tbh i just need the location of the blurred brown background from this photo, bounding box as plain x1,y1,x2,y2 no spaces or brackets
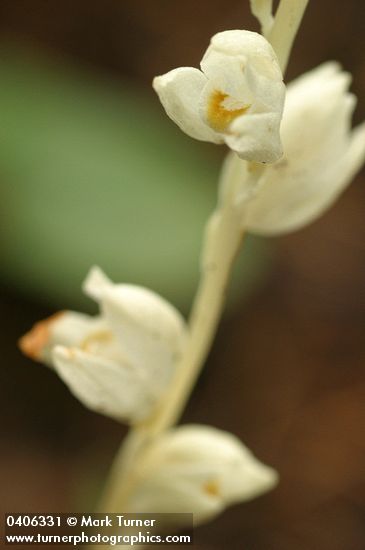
1,1,365,549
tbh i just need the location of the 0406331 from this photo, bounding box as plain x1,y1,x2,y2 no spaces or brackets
6,515,61,527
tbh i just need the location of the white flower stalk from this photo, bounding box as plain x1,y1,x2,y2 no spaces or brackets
19,267,187,423
268,0,309,73
124,425,278,526
219,62,365,235
153,30,286,164
250,0,274,36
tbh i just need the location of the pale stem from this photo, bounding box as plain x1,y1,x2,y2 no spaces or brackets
147,203,245,436
97,0,310,520
97,427,148,512
269,0,309,73
250,0,275,37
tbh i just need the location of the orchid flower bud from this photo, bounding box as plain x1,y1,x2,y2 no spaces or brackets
153,30,285,164
125,425,278,526
19,267,187,424
220,62,365,235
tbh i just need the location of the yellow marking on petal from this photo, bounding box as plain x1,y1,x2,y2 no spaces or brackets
81,330,113,353
203,480,221,498
18,311,65,361
207,90,250,133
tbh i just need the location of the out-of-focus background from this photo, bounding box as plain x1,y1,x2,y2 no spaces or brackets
0,1,364,549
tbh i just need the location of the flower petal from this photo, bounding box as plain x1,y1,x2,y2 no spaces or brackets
226,112,283,163
153,67,221,143
200,50,252,102
84,267,187,395
244,56,285,113
126,425,278,525
201,30,282,82
83,265,113,301
52,345,157,422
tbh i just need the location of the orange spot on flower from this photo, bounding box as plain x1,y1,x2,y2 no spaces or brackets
18,312,65,361
203,480,221,497
207,90,250,132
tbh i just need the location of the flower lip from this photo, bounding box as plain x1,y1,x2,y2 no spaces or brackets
206,90,251,133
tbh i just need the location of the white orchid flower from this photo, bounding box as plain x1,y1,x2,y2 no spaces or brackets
19,267,187,424
153,30,286,164
220,62,365,235
126,425,278,526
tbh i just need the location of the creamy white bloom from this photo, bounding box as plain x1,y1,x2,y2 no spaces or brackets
19,267,187,423
126,425,278,525
153,30,285,164
220,62,365,235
